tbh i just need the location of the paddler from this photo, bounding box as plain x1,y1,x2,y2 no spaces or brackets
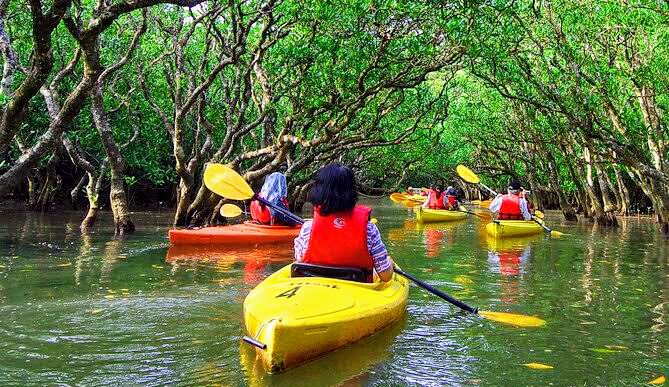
250,172,297,227
444,185,460,210
294,163,394,282
489,179,532,220
422,184,445,209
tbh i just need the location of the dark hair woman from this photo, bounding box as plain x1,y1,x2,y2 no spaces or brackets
294,163,394,282
422,183,445,209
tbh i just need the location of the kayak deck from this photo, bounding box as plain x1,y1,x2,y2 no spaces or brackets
168,221,301,245
416,207,468,223
243,264,408,373
486,220,544,238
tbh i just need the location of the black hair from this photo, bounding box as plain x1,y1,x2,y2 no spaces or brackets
509,179,522,191
308,163,358,216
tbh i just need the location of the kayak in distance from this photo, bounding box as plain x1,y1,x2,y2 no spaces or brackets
168,221,301,245
415,207,468,223
486,220,544,238
243,263,409,373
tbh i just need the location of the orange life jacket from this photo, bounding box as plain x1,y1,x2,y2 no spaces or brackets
498,194,523,220
302,205,374,280
428,189,445,209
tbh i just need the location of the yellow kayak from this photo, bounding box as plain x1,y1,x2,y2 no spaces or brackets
405,194,426,202
416,207,468,223
486,220,544,238
471,199,492,207
243,264,409,373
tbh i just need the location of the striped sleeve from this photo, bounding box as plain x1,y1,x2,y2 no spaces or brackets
366,222,392,273
293,220,312,261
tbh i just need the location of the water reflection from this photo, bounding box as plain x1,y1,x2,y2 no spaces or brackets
415,220,467,258
240,319,405,386
166,245,294,285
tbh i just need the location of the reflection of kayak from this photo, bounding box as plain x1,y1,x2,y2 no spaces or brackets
240,319,404,386
243,264,408,373
485,234,542,251
168,221,301,245
416,207,467,223
486,220,543,238
165,244,293,284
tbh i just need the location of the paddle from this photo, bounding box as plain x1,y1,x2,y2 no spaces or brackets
456,165,565,237
220,203,244,218
206,164,544,327
204,164,305,225
456,206,488,220
393,266,545,327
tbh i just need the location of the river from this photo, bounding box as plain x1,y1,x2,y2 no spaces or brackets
0,199,667,386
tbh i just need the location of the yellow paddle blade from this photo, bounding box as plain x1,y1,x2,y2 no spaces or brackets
456,165,480,184
204,163,255,200
479,311,546,327
649,375,666,385
534,210,545,218
220,203,243,218
523,363,554,370
390,193,406,203
371,218,378,224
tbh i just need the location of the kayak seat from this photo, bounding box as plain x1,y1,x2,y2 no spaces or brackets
291,263,370,283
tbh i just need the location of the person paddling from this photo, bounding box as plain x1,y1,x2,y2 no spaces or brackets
489,179,532,220
294,163,394,282
250,172,297,227
422,184,446,209
443,185,460,211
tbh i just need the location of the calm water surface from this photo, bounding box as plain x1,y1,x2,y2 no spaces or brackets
0,200,668,386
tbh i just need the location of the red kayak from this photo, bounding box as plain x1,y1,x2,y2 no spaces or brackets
168,221,301,245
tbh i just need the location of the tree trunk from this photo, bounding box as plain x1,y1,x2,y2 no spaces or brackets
584,146,617,227
80,172,100,232
91,84,134,234
614,166,631,216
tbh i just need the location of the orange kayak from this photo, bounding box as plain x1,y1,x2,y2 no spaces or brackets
168,221,301,245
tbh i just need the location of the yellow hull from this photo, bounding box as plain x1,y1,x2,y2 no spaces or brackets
486,220,544,238
416,207,468,223
243,264,409,373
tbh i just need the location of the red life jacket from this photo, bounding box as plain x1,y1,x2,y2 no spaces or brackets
302,205,374,279
250,198,289,225
250,200,272,224
498,194,523,220
445,195,458,210
428,189,445,209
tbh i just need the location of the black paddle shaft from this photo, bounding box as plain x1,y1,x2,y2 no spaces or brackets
394,267,479,314
254,195,305,225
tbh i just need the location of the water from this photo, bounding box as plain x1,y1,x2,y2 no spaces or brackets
0,201,668,386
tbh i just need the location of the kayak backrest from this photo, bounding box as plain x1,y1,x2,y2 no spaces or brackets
291,263,369,283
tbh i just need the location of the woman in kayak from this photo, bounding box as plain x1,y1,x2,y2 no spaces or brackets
443,185,460,210
250,172,298,227
294,163,395,282
422,183,445,209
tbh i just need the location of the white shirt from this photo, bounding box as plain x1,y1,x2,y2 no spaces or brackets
489,194,532,220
